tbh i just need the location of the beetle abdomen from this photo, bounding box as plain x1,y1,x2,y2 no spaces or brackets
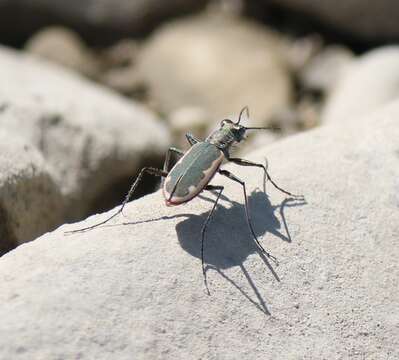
163,142,224,205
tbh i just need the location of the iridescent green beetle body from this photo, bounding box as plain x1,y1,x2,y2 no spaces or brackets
163,142,224,206
163,118,248,206
65,107,302,294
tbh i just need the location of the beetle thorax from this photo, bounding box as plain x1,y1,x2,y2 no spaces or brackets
206,121,246,150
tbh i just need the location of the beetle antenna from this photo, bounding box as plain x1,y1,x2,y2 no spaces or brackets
236,106,249,125
245,126,281,131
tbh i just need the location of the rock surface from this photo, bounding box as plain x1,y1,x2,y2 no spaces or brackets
0,130,63,254
265,0,399,42
322,47,399,124
0,0,207,44
138,14,292,126
0,101,398,358
237,130,278,156
0,46,171,220
300,45,354,94
98,39,145,97
168,106,211,148
25,26,100,78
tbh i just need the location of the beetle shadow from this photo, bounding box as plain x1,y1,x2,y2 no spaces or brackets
118,189,305,315
175,190,306,315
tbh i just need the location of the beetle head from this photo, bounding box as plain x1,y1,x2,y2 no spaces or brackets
219,118,246,142
219,106,278,142
208,107,278,149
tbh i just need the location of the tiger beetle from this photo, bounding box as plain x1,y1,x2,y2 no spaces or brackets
66,106,301,293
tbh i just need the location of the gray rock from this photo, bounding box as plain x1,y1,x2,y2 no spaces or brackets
300,45,354,94
168,106,211,148
100,39,140,68
322,47,399,124
25,26,100,78
99,66,146,98
236,130,278,156
266,0,399,42
26,30,146,97
0,102,398,359
0,130,63,253
284,34,324,73
0,46,171,220
138,14,293,127
0,0,207,44
98,39,146,97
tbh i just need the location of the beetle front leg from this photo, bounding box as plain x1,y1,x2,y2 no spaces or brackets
218,169,278,265
228,157,301,197
65,167,168,234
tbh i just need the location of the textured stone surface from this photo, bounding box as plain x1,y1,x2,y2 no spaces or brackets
322,47,399,124
265,0,399,42
0,0,207,44
0,45,171,220
138,14,292,127
0,102,398,358
0,130,63,253
237,130,278,156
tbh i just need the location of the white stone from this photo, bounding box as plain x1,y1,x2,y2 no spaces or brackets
0,130,63,252
0,45,171,219
25,26,99,77
300,45,354,94
138,14,292,127
322,47,399,124
168,106,210,148
0,101,398,359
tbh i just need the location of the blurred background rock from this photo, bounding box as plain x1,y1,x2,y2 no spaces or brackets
1,0,399,253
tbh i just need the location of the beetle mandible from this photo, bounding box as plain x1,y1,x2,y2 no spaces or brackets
66,107,300,292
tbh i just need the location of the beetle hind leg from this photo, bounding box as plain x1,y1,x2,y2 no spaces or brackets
65,167,168,234
228,157,302,198
201,184,224,295
219,169,279,265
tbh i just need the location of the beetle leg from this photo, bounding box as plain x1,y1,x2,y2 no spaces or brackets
161,147,184,187
185,132,201,146
228,157,302,197
218,169,278,265
201,184,224,295
65,167,168,234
